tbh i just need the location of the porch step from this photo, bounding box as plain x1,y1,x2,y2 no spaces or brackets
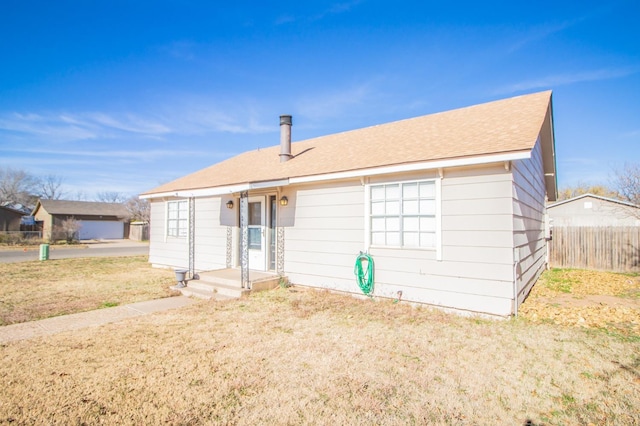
187,279,251,299
173,269,286,301
177,285,237,301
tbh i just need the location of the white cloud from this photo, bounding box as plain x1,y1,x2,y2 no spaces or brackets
506,19,582,54
0,111,172,143
276,0,363,25
493,66,640,95
294,82,375,120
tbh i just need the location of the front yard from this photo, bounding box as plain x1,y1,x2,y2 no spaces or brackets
0,261,638,424
0,256,177,326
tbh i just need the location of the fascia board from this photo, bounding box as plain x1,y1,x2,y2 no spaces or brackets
140,179,291,200
289,151,531,184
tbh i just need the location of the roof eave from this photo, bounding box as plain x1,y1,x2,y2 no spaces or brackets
141,150,532,199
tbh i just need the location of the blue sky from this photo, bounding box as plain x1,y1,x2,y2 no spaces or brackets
1,0,638,199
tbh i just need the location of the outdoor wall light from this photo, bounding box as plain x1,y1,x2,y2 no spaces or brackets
279,196,288,206
226,200,234,209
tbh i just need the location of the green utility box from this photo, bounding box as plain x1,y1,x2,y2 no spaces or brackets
39,243,50,261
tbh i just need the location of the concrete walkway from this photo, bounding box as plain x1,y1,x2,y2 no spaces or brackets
0,296,198,344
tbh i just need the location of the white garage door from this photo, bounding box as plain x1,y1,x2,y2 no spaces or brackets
78,220,124,240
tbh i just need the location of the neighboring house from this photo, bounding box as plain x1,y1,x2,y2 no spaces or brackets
0,204,24,232
548,193,640,227
141,91,558,317
32,200,130,241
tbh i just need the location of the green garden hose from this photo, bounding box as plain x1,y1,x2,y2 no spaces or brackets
354,252,374,296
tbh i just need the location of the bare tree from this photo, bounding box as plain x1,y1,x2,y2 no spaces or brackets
38,174,66,200
0,167,39,206
611,163,640,206
125,196,150,222
73,190,90,201
96,191,127,203
53,216,82,243
557,182,618,201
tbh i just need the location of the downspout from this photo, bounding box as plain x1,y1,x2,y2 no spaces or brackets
513,247,519,317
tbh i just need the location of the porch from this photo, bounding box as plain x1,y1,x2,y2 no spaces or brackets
176,269,286,300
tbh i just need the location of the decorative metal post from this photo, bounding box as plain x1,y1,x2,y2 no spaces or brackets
239,191,249,288
277,226,285,276
189,197,195,279
225,226,233,268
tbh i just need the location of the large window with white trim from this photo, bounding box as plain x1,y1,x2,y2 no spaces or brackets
167,200,188,238
370,180,437,248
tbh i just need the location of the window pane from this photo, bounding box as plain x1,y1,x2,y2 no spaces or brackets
371,186,385,200
420,182,435,198
386,232,400,246
420,232,436,248
403,183,418,198
386,184,400,199
403,216,419,231
168,210,178,219
386,200,400,215
371,201,385,215
372,232,385,245
249,202,261,225
386,217,400,231
248,228,261,249
420,199,436,215
420,216,436,231
403,232,419,247
371,217,385,232
403,199,418,215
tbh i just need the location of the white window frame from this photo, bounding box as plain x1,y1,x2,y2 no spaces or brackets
166,200,188,238
366,178,442,259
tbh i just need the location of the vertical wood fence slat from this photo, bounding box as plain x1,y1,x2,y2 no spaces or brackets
549,226,640,272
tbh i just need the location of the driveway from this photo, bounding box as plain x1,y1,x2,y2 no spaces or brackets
0,239,149,263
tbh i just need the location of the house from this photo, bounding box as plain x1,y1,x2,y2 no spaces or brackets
0,204,24,232
546,194,640,272
140,90,557,317
548,193,640,227
32,199,130,241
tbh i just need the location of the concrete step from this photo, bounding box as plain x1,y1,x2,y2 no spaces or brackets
176,270,287,300
187,279,250,299
175,285,237,301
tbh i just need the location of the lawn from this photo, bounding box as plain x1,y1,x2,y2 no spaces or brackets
0,256,178,325
0,265,638,424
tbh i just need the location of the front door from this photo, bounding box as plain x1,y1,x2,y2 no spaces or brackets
248,196,266,270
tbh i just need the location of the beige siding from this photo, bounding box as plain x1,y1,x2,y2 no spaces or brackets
284,180,365,292
193,197,228,271
283,166,517,316
368,165,515,316
512,138,547,309
148,197,229,270
149,200,188,268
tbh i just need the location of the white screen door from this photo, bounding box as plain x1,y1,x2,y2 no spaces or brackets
248,196,266,270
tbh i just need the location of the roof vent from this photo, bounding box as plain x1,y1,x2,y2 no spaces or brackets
280,115,292,163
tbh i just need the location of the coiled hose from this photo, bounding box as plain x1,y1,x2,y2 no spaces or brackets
354,252,374,296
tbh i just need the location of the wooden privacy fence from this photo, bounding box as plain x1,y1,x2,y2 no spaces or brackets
129,222,149,241
549,226,640,272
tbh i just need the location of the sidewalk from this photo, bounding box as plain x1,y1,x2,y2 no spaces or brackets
0,296,198,344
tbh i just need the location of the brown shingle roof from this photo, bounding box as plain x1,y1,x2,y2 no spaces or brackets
143,90,552,195
35,200,129,218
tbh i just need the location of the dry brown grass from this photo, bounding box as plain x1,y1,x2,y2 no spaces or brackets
0,256,177,325
1,284,639,425
520,269,640,335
